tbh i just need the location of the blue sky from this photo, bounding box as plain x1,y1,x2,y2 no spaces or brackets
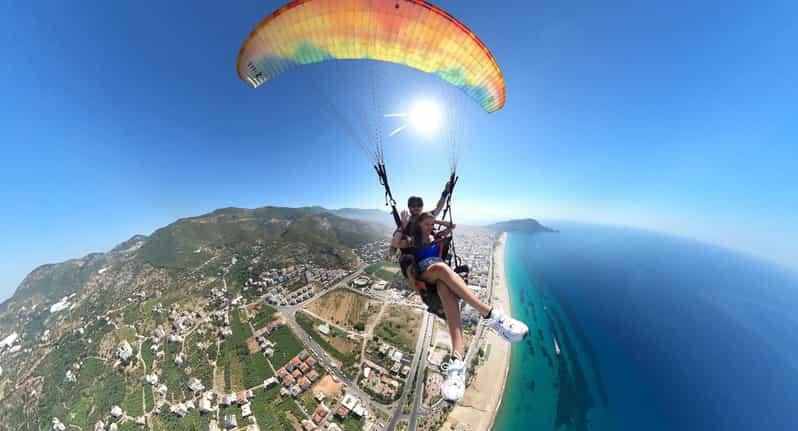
1,0,796,299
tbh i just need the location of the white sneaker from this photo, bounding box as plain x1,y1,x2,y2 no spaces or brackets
484,308,529,342
441,356,466,402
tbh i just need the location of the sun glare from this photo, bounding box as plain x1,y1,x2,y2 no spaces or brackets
408,101,442,134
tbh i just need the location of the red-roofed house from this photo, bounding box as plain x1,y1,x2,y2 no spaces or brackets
276,367,288,379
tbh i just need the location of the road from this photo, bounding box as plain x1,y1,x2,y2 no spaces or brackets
385,311,432,431
276,268,396,417
464,250,495,367
407,315,434,431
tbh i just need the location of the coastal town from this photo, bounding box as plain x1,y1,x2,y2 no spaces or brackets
0,224,512,431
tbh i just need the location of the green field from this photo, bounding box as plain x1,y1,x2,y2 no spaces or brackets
162,342,190,402
122,386,144,417
374,304,423,353
144,386,154,413
295,311,359,367
335,415,365,431
141,339,154,370
365,262,400,282
252,303,278,329
186,331,215,389
267,325,305,367
151,404,209,431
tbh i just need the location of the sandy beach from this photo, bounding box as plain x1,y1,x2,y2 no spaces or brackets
442,232,512,431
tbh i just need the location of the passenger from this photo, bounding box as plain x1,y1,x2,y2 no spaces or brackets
397,212,529,402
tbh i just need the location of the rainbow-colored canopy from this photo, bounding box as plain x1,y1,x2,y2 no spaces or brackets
237,0,506,112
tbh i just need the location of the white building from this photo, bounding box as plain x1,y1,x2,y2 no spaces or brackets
263,377,278,389
187,377,204,392
318,324,330,336
51,417,66,431
110,405,123,418
117,341,133,362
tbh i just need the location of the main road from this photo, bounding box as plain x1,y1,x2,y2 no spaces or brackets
406,314,435,431
385,311,433,431
274,268,397,416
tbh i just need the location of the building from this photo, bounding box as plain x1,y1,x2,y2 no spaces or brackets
335,406,349,419
199,398,214,414
237,390,252,405
341,394,359,411
288,356,302,371
307,370,320,382
290,384,303,398
170,403,188,417
352,404,367,417
241,402,252,418
312,403,330,424
223,414,238,429
263,377,278,389
110,406,123,418
52,418,67,431
117,341,133,362
298,376,311,390
144,373,158,385
187,377,205,393
298,350,309,361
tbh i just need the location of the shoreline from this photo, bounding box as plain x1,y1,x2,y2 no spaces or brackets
442,232,512,431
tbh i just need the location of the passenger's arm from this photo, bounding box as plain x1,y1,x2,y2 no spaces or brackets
430,181,452,217
434,220,456,238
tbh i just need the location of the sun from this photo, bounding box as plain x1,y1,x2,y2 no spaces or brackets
408,101,442,134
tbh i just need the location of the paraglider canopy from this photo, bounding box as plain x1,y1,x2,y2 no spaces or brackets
236,0,506,113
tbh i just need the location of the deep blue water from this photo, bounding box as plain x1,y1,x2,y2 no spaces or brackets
494,223,798,431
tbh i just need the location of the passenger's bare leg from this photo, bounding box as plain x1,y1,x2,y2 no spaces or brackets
436,281,464,358
423,263,492,317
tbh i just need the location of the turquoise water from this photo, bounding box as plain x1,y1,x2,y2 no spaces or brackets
493,224,798,431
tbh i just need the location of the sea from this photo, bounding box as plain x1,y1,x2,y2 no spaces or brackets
492,222,798,431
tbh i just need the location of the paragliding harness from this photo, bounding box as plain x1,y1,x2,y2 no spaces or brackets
376,167,469,319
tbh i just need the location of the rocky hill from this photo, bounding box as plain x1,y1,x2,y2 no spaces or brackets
487,218,558,234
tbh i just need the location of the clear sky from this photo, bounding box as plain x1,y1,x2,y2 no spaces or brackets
1,0,796,300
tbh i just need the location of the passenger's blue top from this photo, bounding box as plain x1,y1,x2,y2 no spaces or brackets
416,241,441,261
